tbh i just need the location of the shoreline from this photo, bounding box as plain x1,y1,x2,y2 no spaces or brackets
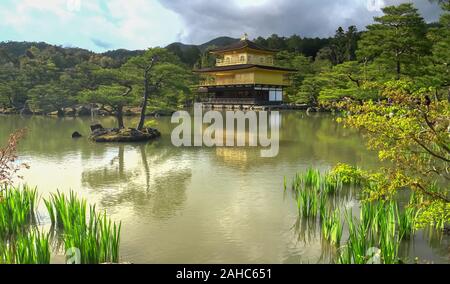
0,103,327,117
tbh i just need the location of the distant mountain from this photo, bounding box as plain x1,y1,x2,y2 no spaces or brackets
1,36,264,68
0,41,149,68
167,36,239,53
197,36,240,52
165,36,239,66
0,41,94,60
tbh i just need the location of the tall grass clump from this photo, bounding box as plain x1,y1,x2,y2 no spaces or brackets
0,185,37,238
338,204,402,264
396,203,416,240
321,209,343,245
0,230,50,264
338,212,376,264
0,186,51,264
291,168,340,219
297,188,320,218
45,191,121,264
287,166,423,264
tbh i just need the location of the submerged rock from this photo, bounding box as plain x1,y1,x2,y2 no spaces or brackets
90,124,104,132
306,107,318,114
72,131,82,138
90,127,161,143
48,111,60,116
64,108,76,116
76,106,91,116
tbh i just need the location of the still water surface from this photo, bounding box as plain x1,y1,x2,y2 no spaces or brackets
0,111,448,263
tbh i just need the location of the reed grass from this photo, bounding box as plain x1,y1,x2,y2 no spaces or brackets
321,209,343,245
297,187,319,218
291,168,343,219
0,185,37,238
338,203,402,264
0,230,50,264
338,213,374,264
1,186,121,264
286,167,422,264
45,191,121,264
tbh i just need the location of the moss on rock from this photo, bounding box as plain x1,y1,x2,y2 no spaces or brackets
90,125,161,143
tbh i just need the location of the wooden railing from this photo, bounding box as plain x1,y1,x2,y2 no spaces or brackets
201,98,259,105
199,79,255,86
216,58,274,67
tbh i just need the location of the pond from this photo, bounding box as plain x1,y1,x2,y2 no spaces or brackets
0,111,448,264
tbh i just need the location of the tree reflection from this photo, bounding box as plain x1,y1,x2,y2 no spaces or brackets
81,143,192,220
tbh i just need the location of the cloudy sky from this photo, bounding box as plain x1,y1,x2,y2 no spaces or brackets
0,0,443,52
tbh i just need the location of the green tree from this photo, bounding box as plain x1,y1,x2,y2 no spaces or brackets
318,61,381,104
197,45,217,69
80,68,136,128
426,2,450,99
276,51,316,103
344,26,359,61
27,83,75,115
338,80,449,218
357,3,431,80
266,34,287,50
124,48,192,130
0,65,27,109
81,85,134,129
286,34,303,53
330,27,347,65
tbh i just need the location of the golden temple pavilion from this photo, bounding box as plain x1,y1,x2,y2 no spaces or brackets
195,34,296,106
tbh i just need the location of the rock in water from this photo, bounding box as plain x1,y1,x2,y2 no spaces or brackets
76,106,91,116
90,128,161,143
72,131,82,138
90,124,104,132
64,108,76,116
146,128,162,138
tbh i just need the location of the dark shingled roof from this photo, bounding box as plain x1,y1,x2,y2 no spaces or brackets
210,39,277,53
194,64,297,73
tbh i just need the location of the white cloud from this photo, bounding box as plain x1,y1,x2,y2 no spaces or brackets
0,0,441,50
0,0,184,52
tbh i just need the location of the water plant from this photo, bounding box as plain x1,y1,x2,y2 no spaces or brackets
338,204,401,264
45,191,121,264
397,204,416,240
291,168,340,219
321,209,343,245
0,230,50,264
329,163,366,186
303,168,321,188
297,187,319,218
0,185,37,238
337,211,374,264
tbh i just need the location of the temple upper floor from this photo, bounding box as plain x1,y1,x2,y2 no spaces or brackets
215,52,274,67
210,35,277,67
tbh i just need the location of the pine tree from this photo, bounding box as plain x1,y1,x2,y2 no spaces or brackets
357,3,431,80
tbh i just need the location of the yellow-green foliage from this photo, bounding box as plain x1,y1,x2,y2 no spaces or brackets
337,80,449,227
415,200,450,231
143,119,158,128
329,163,365,185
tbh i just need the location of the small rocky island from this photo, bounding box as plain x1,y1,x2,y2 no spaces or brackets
89,124,161,143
